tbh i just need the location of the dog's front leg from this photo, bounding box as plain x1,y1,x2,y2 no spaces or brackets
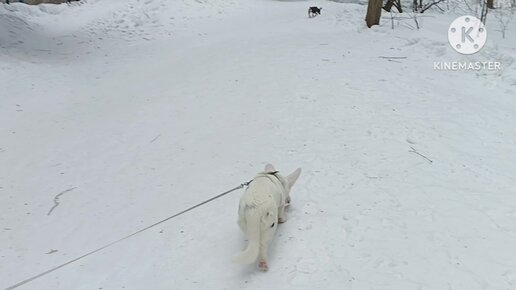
278,206,287,223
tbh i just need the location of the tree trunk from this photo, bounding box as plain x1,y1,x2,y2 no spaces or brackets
487,0,495,9
366,0,383,28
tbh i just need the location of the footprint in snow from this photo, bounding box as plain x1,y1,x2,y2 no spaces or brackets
302,201,319,215
297,259,318,274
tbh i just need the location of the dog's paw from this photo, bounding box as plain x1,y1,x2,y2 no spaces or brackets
278,217,287,224
259,260,269,271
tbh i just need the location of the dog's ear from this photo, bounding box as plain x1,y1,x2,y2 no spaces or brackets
286,168,302,188
265,163,276,172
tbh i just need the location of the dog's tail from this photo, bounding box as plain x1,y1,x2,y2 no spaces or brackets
233,209,261,264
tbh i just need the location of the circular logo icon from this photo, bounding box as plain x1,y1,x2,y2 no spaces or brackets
448,15,487,55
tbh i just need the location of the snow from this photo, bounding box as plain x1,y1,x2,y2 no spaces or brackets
1,0,515,289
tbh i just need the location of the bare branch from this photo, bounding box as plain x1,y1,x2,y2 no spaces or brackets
409,146,433,163
421,0,446,13
150,134,161,144
47,187,77,216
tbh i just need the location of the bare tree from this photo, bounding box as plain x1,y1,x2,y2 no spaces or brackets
366,0,383,27
493,2,515,38
412,0,446,12
414,0,423,11
480,0,489,23
420,0,446,12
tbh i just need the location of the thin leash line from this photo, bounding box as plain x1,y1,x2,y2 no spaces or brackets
4,179,253,290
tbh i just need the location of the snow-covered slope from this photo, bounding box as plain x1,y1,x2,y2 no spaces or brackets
1,0,515,289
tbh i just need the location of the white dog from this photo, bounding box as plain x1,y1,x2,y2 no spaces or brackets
233,164,301,271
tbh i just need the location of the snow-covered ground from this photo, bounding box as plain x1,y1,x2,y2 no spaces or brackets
1,0,515,289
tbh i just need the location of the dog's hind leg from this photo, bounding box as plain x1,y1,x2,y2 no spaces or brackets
258,225,276,271
258,208,277,271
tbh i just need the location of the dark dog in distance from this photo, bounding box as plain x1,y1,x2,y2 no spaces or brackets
308,6,322,18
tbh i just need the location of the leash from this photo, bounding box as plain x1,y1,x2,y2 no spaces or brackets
4,179,253,290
